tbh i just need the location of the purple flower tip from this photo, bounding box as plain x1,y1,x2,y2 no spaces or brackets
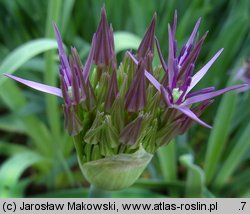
125,60,147,112
105,68,119,111
93,6,116,68
136,13,157,60
4,73,62,97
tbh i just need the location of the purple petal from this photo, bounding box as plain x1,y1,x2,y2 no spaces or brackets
171,58,179,88
178,99,214,134
70,47,86,103
83,34,96,81
183,84,246,106
63,105,83,136
71,65,80,104
236,85,250,93
136,13,156,59
186,86,215,98
155,37,168,72
160,85,171,106
127,51,161,91
175,106,212,128
119,116,143,145
177,19,201,70
186,18,201,48
109,24,117,67
168,24,175,86
125,60,146,112
53,24,67,59
60,76,71,105
145,71,161,92
144,50,154,72
93,7,114,67
186,48,224,93
4,74,62,97
178,32,207,80
53,24,71,80
126,51,137,63
105,68,119,111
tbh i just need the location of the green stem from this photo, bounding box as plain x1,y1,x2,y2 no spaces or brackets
44,0,62,187
45,0,61,142
73,137,111,197
44,0,75,187
88,185,112,198
73,135,85,163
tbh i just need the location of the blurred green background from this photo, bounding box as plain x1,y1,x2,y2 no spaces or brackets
0,0,250,197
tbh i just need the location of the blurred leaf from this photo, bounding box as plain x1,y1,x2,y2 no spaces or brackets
21,57,45,72
223,169,250,196
0,152,43,197
35,188,163,198
134,179,184,190
177,2,211,41
241,190,250,198
35,188,88,198
0,81,26,110
22,117,54,157
202,188,216,198
214,123,250,189
204,88,237,184
114,32,141,53
44,0,62,144
0,114,25,133
202,0,250,87
232,92,250,130
128,0,146,35
157,141,177,181
0,39,58,86
60,0,75,36
180,154,205,197
35,187,164,198
10,179,32,198
0,141,32,156
112,187,164,198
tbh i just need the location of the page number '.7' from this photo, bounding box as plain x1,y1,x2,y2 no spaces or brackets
240,202,246,211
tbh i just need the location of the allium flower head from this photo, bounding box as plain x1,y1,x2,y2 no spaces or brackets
3,9,246,190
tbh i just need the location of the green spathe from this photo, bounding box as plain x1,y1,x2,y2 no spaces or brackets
80,145,153,191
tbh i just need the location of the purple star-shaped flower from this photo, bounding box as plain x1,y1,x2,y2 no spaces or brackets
128,12,245,128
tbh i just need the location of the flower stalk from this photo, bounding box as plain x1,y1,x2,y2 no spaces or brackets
88,185,111,198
